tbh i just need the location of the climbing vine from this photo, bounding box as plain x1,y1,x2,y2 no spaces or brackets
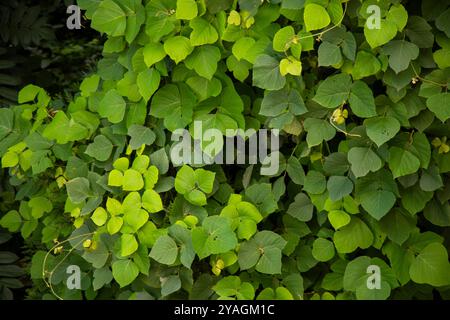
1,0,450,300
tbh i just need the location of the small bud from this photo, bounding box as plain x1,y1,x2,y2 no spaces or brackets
432,137,442,148
54,246,63,254
439,144,450,154
83,239,92,249
212,266,221,276
216,259,225,270
342,109,348,119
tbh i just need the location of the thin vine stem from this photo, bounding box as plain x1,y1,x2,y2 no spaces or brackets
42,232,95,300
297,2,348,42
283,2,348,57
411,63,448,88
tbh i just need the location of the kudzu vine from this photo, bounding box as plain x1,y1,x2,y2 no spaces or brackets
1,0,450,300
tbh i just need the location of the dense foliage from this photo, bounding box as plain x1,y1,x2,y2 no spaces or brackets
1,0,450,300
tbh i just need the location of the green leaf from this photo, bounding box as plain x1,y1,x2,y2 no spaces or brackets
107,216,123,235
304,4,331,32
405,16,434,48
303,118,336,148
328,210,351,230
150,84,196,132
66,177,90,204
2,151,19,168
232,37,256,61
333,217,373,253
359,189,396,220
124,209,149,232
388,147,421,179
420,166,443,192
0,211,22,232
121,234,138,256
257,287,293,300
279,57,302,76
433,48,450,69
137,68,160,102
29,197,53,219
238,231,286,274
348,147,383,178
91,208,108,226
273,26,295,52
380,209,416,245
213,276,255,299
108,170,123,187
409,243,450,287
93,267,113,291
91,0,126,36
382,40,419,74
327,176,353,201
0,108,13,140
426,93,450,122
82,239,109,269
142,190,163,213
401,184,433,215
286,156,306,185
260,88,307,117
287,193,313,222
313,73,352,109
123,169,144,191
174,166,212,206
318,42,342,67
185,45,221,80
349,81,377,118
312,238,335,262
150,235,179,265
112,259,139,287
175,165,196,194
176,0,198,20
161,275,182,296
187,76,222,101
185,189,207,206
122,0,145,43
143,43,166,67
43,112,89,144
424,199,450,227
80,75,100,97
364,20,397,48
127,125,156,150
164,36,194,64
192,216,238,259
365,116,401,147
117,72,141,102
98,89,126,124
18,84,41,103
252,55,286,91
352,51,381,79
303,170,326,195
85,135,113,162
132,155,150,174
195,169,215,193
387,4,408,32
343,256,392,300
169,224,195,268
189,18,219,46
